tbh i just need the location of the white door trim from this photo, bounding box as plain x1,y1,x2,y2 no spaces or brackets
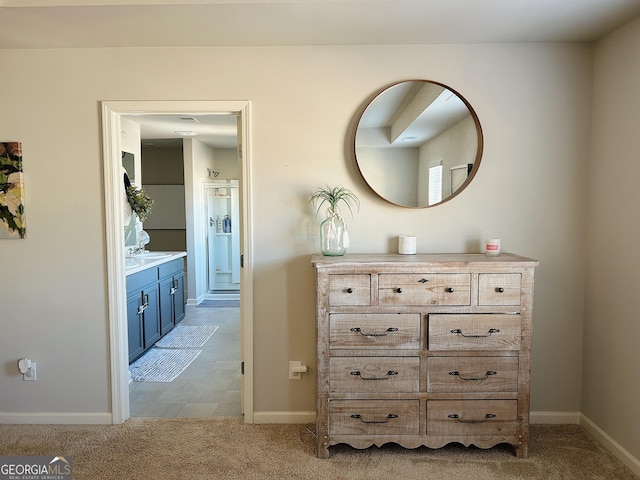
101,100,254,424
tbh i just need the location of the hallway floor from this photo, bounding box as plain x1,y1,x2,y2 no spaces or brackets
129,304,242,417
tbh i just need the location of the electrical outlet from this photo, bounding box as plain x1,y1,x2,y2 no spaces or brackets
289,361,301,380
289,360,307,380
24,362,37,381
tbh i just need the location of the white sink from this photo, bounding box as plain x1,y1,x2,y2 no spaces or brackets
134,252,172,259
125,251,186,276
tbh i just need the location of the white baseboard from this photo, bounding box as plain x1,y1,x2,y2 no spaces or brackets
253,411,316,424
0,412,112,424
580,413,640,478
203,293,240,301
530,410,581,424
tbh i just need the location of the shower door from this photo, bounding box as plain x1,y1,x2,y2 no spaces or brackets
206,180,240,293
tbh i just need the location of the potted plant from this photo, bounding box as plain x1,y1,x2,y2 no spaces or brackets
310,185,359,256
126,185,154,222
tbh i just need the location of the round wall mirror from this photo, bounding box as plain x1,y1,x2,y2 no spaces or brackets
354,80,483,208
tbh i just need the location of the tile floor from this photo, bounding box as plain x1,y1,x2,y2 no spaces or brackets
129,304,242,417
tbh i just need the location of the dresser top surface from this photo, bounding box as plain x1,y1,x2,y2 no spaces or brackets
311,252,538,269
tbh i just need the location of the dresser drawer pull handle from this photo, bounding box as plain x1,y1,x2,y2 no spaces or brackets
445,287,454,293
350,370,399,380
346,288,353,293
450,328,500,338
448,413,496,424
418,278,429,283
449,370,497,381
496,287,505,293
350,327,399,337
396,287,403,293
351,413,398,424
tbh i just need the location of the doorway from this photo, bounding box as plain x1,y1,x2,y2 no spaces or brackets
101,100,254,424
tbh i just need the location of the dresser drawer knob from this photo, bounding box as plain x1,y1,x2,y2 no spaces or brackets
396,287,403,293
496,287,505,293
351,413,398,424
350,327,399,337
350,370,398,380
450,328,500,338
418,278,429,283
448,413,496,424
449,370,497,381
445,287,454,293
346,288,353,294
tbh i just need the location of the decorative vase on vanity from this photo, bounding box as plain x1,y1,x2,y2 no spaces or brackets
310,185,359,257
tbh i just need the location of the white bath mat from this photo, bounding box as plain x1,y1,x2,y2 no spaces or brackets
129,348,202,383
155,325,219,349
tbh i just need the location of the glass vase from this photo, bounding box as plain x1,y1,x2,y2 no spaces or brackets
320,211,348,256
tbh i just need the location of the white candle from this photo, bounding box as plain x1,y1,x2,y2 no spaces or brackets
398,235,417,255
485,238,501,256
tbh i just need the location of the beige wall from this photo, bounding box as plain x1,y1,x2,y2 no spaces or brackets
583,17,640,461
0,45,591,423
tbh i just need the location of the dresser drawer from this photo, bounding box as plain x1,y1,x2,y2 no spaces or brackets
329,357,419,393
478,274,521,306
427,400,517,436
379,274,471,306
329,400,420,435
330,314,420,349
428,314,521,351
426,357,519,393
329,275,371,306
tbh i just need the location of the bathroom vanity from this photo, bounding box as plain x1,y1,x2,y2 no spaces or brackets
312,253,538,458
125,252,186,363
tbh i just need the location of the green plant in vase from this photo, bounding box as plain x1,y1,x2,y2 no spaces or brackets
126,185,154,222
310,185,359,256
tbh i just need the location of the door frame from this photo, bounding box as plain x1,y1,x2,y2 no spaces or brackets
101,100,254,423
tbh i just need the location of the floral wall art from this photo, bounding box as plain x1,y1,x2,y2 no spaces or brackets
0,142,25,239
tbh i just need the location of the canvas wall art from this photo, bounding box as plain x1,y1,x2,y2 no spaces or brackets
0,142,25,239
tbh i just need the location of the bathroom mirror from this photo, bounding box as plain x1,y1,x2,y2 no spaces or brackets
122,153,138,248
122,151,135,184
354,80,483,208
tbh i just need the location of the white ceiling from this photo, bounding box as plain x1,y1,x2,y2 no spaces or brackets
2,0,640,49
6,0,639,147
127,113,240,149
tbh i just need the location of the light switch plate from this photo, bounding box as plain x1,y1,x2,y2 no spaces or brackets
23,362,37,381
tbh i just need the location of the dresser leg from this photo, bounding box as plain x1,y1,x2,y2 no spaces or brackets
515,443,528,458
317,442,330,459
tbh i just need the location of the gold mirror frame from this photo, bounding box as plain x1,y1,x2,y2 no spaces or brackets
354,80,483,208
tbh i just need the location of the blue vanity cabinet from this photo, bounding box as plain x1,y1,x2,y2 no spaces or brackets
126,267,161,364
126,293,144,363
158,258,186,336
141,286,161,347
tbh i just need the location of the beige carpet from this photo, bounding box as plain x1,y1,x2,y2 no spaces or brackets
0,419,637,480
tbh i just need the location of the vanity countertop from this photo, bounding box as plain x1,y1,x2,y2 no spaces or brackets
125,251,186,276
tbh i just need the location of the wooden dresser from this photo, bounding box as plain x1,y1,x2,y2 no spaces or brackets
311,253,538,459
